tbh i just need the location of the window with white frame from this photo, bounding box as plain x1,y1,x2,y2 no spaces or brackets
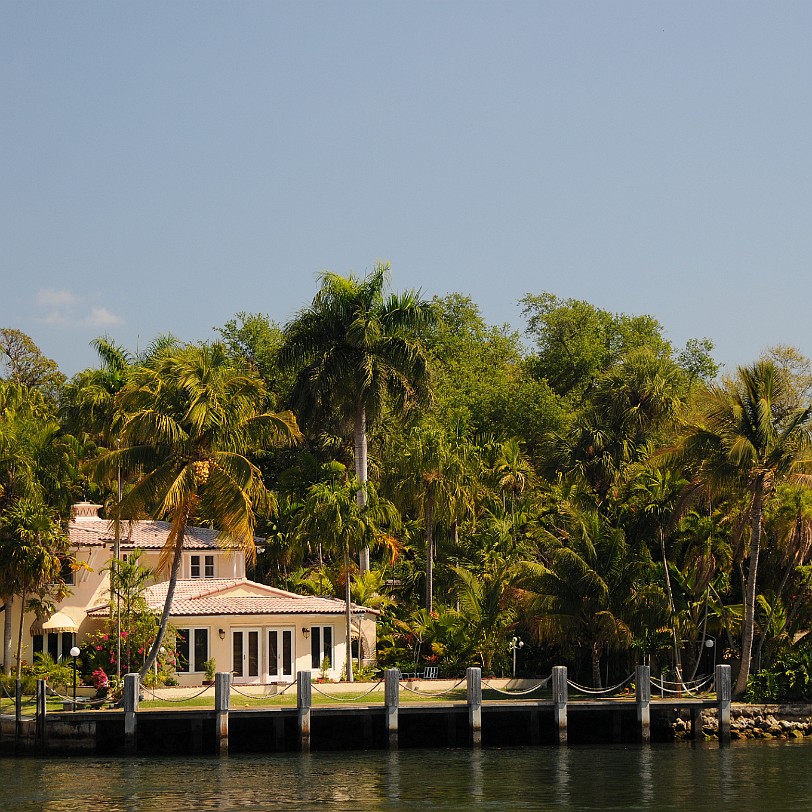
175,628,209,672
190,554,215,579
32,632,75,662
310,625,334,670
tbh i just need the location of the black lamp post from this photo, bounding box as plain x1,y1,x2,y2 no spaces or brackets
70,646,80,711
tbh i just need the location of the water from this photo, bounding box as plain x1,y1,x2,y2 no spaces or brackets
2,740,811,811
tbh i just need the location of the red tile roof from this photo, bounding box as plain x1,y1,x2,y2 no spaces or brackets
69,517,251,551
87,578,375,618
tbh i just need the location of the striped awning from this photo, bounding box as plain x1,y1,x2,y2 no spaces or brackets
30,611,78,635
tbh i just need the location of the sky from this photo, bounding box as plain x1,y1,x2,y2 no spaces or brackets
2,2,812,378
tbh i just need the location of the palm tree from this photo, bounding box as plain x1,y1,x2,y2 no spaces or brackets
93,343,300,677
678,361,812,696
280,263,436,571
296,467,399,681
388,424,476,612
534,505,638,688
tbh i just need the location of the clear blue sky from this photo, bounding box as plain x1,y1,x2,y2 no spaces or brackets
2,3,811,377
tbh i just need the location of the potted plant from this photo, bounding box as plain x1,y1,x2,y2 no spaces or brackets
202,658,216,685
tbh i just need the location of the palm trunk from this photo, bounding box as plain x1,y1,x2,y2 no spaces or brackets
15,591,26,682
2,594,12,674
591,641,603,689
354,402,370,573
425,487,434,614
734,479,763,698
344,547,353,683
659,527,684,684
139,515,188,679
752,552,797,672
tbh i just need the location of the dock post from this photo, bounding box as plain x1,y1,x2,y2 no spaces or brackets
385,668,399,750
14,678,22,751
636,665,651,744
467,667,482,747
123,673,139,755
297,670,312,752
215,671,231,755
36,679,47,754
552,666,568,745
715,664,731,743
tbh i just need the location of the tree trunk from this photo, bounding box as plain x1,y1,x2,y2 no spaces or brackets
734,479,763,698
659,527,684,685
2,594,12,674
15,591,26,681
752,552,796,672
344,547,353,683
591,641,603,689
425,488,434,614
139,514,188,679
354,402,370,573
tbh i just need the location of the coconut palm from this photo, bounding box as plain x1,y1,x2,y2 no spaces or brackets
93,343,300,677
678,361,812,696
534,505,638,688
388,424,476,612
280,263,436,571
296,466,399,681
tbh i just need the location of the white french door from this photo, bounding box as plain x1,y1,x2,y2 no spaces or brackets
232,628,261,684
267,627,295,682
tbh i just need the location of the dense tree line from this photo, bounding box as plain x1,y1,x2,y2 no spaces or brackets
3,264,812,699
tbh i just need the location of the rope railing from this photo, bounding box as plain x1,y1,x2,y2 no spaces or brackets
231,681,297,699
311,679,385,702
482,676,552,696
650,673,715,696
140,682,214,702
398,677,466,697
566,673,635,696
0,679,15,701
43,684,109,708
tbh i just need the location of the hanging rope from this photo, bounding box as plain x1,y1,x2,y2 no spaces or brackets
139,682,214,702
650,673,715,696
566,673,635,695
481,676,552,696
310,680,384,702
398,677,466,697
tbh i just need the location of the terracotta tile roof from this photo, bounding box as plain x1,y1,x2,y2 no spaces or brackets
87,578,375,618
69,517,252,551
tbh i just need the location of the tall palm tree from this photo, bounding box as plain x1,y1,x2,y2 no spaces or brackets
678,361,812,696
534,505,638,688
93,343,300,677
388,424,476,612
296,467,399,681
280,263,436,571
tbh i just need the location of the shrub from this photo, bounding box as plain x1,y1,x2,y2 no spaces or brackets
745,646,812,703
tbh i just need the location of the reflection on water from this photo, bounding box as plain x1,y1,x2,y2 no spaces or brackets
3,740,812,811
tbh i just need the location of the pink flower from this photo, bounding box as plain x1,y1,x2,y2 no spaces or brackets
102,634,109,641
96,645,103,651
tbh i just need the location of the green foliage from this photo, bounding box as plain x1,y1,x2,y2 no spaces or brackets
746,645,812,703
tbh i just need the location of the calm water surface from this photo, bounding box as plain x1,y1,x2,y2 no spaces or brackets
2,740,811,811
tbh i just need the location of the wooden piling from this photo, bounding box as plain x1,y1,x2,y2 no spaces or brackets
715,664,731,743
36,679,47,754
467,667,482,747
297,670,312,752
215,671,231,755
384,668,399,750
636,665,651,744
552,666,568,745
123,673,139,755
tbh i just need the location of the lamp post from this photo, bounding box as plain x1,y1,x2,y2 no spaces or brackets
69,646,80,711
705,637,716,673
509,636,524,678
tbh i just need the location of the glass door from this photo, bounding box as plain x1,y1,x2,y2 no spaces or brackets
232,628,261,683
267,627,295,682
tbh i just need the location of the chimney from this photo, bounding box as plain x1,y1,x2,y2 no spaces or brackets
71,502,102,521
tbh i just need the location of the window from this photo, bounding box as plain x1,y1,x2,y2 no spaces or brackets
310,625,333,670
190,554,215,578
175,628,209,672
32,632,75,661
59,558,75,586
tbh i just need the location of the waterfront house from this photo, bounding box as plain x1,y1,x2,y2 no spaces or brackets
7,502,378,686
